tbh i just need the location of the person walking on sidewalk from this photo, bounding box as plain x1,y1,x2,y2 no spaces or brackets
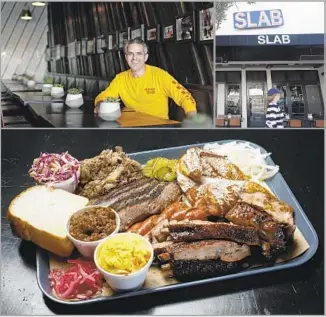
265,88,285,128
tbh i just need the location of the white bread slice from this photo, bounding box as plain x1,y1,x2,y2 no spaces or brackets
7,186,89,257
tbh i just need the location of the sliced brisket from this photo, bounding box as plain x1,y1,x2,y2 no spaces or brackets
92,178,182,231
168,220,261,246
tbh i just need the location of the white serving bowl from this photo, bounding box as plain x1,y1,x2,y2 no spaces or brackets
27,80,36,88
94,232,154,292
65,93,84,108
98,101,121,121
41,167,80,193
51,86,65,98
42,84,53,95
66,206,120,258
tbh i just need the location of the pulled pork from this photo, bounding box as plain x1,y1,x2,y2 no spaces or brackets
76,146,143,200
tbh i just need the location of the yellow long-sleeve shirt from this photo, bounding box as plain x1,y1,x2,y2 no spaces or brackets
94,65,197,119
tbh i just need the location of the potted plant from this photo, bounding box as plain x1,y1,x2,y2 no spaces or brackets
98,97,121,121
23,74,31,85
42,77,54,95
27,75,36,88
51,83,65,98
65,88,84,108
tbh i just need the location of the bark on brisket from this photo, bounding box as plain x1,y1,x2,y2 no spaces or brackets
171,259,240,279
168,220,261,246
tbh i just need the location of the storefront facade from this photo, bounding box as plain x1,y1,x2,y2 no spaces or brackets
215,2,324,127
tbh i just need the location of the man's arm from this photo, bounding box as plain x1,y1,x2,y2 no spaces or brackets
94,76,120,112
160,71,197,117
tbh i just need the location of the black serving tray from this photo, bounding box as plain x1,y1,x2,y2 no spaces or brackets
36,140,318,305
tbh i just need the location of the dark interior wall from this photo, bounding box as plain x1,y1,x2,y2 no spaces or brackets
46,1,213,87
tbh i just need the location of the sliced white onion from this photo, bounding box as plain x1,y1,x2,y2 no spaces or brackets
203,141,279,181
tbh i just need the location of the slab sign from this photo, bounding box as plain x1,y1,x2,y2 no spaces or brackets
233,9,284,30
257,34,291,45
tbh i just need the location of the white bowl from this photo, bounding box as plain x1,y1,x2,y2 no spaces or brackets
27,80,36,88
98,101,121,121
94,233,154,292
51,86,65,98
65,93,84,108
67,206,120,258
42,84,53,95
42,167,80,193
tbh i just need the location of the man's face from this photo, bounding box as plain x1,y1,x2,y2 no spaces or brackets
125,43,148,72
274,94,281,103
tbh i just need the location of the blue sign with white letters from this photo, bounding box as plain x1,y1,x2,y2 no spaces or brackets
233,9,284,30
215,34,324,46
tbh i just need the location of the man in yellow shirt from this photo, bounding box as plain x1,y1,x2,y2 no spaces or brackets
94,38,197,120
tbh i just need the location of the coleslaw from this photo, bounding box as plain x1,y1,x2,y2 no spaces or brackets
29,152,80,184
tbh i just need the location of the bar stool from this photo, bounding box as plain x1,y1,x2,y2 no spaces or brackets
216,118,225,127
314,120,325,128
229,118,241,128
288,119,302,128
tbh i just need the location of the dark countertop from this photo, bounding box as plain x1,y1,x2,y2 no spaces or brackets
1,129,324,315
6,85,213,129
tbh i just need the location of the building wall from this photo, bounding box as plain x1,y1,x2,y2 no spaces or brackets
216,2,324,35
1,2,48,81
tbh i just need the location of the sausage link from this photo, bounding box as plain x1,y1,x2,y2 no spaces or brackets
127,222,143,233
184,208,209,220
136,214,160,236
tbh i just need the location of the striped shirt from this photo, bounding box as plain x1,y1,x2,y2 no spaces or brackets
265,103,285,128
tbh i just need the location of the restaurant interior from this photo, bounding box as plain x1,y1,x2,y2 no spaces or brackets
1,1,214,128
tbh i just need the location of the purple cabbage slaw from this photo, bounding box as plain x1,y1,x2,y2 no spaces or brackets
29,152,80,183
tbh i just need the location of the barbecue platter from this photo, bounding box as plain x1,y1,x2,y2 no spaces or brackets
7,141,312,303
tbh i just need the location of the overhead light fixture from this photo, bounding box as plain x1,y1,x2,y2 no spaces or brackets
32,2,46,6
20,8,32,20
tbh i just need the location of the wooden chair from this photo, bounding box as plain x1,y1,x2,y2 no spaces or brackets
289,119,302,128
229,118,241,127
314,120,325,128
216,118,225,127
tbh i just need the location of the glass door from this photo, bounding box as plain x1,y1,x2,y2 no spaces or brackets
305,84,324,117
289,85,305,118
247,83,266,127
226,84,241,115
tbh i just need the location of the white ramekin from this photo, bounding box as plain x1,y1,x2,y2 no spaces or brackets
94,232,154,292
66,206,120,258
42,168,80,193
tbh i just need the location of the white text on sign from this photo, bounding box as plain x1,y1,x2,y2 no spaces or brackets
257,35,291,45
234,9,284,30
